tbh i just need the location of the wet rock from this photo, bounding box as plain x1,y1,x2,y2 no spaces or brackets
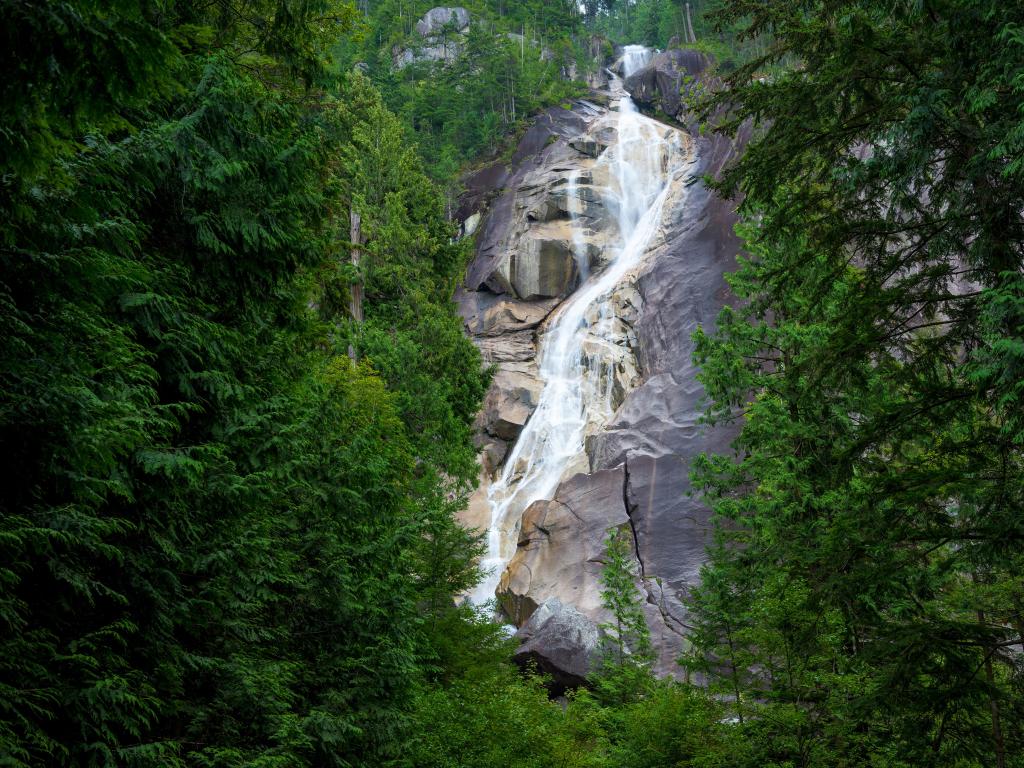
569,137,607,158
479,364,543,441
513,598,601,694
580,336,640,413
527,196,563,223
623,48,713,122
479,438,509,478
574,282,643,417
588,127,744,473
584,106,747,679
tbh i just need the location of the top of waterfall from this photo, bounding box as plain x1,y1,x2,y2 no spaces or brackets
620,45,653,79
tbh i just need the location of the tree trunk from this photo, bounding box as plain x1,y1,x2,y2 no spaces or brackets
685,3,697,44
973,573,1007,768
982,641,1007,768
348,208,363,361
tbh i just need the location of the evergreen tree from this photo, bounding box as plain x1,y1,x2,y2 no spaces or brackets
0,2,485,764
688,1,1024,765
593,528,654,705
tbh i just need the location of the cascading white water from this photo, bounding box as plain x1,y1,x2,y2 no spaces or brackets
620,44,653,78
470,54,690,607
565,170,591,284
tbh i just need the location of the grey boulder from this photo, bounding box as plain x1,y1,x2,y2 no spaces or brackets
513,598,602,694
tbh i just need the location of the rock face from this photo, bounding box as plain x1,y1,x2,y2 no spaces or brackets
489,234,580,300
497,467,630,624
393,7,471,68
623,48,714,124
461,102,599,295
457,49,745,683
478,365,543,442
455,98,613,501
415,6,470,35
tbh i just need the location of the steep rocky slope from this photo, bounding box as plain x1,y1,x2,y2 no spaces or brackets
456,48,745,683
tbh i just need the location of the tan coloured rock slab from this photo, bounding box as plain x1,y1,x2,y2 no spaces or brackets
458,472,492,534
474,330,535,363
479,364,543,441
497,466,630,626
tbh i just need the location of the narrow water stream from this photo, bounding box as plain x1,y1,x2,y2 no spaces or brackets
471,46,691,608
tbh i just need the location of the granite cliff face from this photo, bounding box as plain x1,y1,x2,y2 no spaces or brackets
456,47,744,682
392,7,471,68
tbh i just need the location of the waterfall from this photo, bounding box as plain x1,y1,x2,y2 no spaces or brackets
566,170,591,284
470,56,690,608
620,44,653,78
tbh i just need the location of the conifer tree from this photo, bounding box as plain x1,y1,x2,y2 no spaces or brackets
0,2,485,764
688,1,1024,764
593,528,654,705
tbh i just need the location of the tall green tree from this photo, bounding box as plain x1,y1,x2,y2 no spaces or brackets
688,1,1024,765
0,2,485,765
590,528,654,706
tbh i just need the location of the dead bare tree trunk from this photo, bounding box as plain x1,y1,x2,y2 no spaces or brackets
348,208,363,361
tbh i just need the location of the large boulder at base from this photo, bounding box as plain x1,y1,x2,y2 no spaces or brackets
513,598,601,694
415,6,470,36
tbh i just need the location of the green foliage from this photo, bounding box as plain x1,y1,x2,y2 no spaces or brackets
404,603,733,768
687,0,1024,765
334,0,588,182
0,1,485,765
590,0,686,47
405,665,609,768
591,681,735,768
592,528,655,705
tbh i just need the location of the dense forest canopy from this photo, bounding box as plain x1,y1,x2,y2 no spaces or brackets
1,0,1021,766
